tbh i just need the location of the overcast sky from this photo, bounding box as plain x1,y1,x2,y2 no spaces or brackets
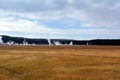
0,0,120,39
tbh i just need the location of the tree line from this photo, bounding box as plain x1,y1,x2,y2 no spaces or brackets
0,35,120,45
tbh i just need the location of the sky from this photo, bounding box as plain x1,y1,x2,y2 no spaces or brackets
0,0,120,40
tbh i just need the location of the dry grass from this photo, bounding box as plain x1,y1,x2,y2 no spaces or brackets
0,45,120,80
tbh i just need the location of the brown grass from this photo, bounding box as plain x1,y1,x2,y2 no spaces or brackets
0,45,120,80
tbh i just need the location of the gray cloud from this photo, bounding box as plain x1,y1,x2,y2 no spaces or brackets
0,0,120,39
0,0,70,12
0,0,119,28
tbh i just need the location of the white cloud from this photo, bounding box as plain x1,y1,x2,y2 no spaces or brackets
1,0,120,27
0,14,120,39
0,18,61,34
0,0,120,39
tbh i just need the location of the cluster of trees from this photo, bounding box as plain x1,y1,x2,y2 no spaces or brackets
0,35,120,45
0,35,49,45
50,39,73,45
90,39,120,45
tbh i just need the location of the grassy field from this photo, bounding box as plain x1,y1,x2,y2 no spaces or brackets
0,45,120,80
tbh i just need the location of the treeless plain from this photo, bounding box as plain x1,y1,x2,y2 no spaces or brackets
0,45,120,80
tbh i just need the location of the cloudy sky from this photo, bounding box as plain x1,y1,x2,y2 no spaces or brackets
0,0,120,40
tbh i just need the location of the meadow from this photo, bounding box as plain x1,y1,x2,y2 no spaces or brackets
0,45,120,80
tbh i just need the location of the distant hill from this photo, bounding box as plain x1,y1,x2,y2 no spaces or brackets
0,35,120,45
